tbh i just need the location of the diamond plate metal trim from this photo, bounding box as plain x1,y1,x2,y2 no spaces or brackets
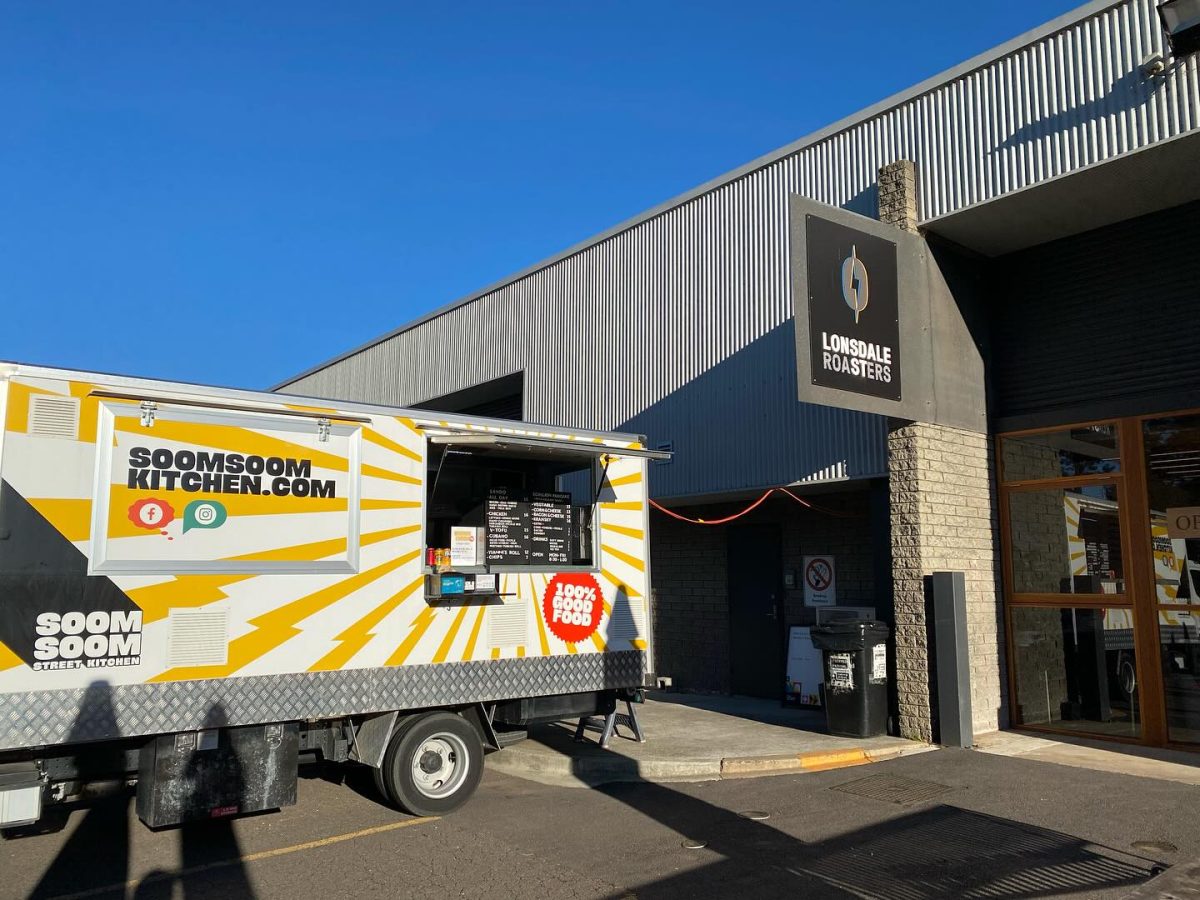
0,651,646,750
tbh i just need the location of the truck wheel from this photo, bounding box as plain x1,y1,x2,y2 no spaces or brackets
378,712,483,817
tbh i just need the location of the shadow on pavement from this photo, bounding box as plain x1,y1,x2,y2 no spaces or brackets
650,690,832,732
21,699,260,900
1003,729,1200,771
593,776,1164,899
172,704,254,898
27,682,130,900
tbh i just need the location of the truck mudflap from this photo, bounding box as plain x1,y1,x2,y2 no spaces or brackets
0,762,42,828
135,722,299,828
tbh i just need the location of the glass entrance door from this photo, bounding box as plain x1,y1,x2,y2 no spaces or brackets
998,425,1141,740
1142,414,1200,745
999,413,1200,749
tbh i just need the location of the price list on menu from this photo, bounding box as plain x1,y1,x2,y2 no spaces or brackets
485,490,531,565
530,491,571,565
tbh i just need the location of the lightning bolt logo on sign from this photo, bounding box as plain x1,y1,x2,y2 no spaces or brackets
841,245,869,323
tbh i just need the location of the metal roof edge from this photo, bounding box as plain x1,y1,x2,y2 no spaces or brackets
3,360,641,443
273,0,1125,391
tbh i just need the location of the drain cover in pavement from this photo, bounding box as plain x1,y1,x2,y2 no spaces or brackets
831,773,953,804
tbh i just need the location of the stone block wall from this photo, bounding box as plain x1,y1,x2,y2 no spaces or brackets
878,159,918,234
648,489,878,694
648,516,730,692
889,422,1005,741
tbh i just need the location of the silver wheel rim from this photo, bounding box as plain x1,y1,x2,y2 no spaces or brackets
410,732,470,800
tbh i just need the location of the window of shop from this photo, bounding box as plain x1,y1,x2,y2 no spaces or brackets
999,422,1140,739
999,415,1200,748
1141,414,1200,745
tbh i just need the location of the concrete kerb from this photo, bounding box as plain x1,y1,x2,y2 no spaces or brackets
486,735,934,788
1121,861,1200,899
482,696,935,788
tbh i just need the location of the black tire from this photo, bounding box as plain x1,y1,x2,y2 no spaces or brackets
378,711,483,817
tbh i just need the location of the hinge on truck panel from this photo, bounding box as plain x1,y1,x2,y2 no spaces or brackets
139,401,157,428
317,418,332,442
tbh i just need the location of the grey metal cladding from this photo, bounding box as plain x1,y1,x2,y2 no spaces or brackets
0,651,646,750
281,0,1198,497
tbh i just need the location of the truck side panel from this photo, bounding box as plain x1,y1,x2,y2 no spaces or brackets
0,372,650,750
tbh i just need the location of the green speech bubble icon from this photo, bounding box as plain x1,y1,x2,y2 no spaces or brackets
183,499,228,533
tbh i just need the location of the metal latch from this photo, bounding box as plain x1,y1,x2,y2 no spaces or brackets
139,401,157,428
317,418,331,442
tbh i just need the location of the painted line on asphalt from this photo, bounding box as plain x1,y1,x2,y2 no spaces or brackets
47,816,438,900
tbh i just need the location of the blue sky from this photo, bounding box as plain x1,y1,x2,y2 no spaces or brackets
3,1,1079,390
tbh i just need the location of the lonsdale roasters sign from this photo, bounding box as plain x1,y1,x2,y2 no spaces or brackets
805,215,901,401
788,195,987,433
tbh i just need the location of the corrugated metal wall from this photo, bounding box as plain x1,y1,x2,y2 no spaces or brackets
991,199,1200,428
282,0,1200,499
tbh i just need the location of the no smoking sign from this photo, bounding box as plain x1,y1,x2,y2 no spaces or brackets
802,555,836,607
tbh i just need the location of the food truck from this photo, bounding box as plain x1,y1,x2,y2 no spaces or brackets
0,363,665,827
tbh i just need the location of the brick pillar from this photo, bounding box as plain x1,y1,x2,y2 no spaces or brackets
879,160,1004,742
888,423,1003,742
878,159,918,233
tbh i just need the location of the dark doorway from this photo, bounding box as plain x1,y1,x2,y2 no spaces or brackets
728,524,783,698
411,371,524,421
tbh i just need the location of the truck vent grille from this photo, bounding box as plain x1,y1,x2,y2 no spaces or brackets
488,598,528,649
28,395,80,439
606,592,644,642
167,608,229,668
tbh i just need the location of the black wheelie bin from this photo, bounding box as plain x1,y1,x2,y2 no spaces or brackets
810,620,889,738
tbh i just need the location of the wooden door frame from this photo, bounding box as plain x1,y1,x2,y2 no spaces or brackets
997,410,1200,749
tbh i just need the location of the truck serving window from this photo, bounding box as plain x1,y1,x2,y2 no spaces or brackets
424,436,603,571
423,434,667,576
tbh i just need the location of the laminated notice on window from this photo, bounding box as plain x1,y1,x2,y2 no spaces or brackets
827,653,854,692
871,643,887,683
485,494,531,565
530,497,571,565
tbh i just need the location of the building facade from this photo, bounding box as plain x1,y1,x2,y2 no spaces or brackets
279,0,1200,748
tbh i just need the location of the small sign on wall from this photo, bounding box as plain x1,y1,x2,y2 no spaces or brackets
803,555,836,607
1166,508,1200,539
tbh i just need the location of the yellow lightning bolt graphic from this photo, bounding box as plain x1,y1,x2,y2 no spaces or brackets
462,606,487,662
432,604,471,664
151,548,420,682
0,641,23,671
531,573,551,657
133,572,258,624
601,543,645,572
386,604,440,666
131,525,419,623
363,427,422,463
309,574,424,671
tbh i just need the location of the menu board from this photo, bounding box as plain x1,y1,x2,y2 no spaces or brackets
469,488,578,568
485,488,531,565
530,491,571,565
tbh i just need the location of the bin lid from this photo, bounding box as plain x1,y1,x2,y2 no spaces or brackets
811,620,889,638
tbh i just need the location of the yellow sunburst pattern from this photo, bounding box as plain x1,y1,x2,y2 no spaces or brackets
0,372,652,691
